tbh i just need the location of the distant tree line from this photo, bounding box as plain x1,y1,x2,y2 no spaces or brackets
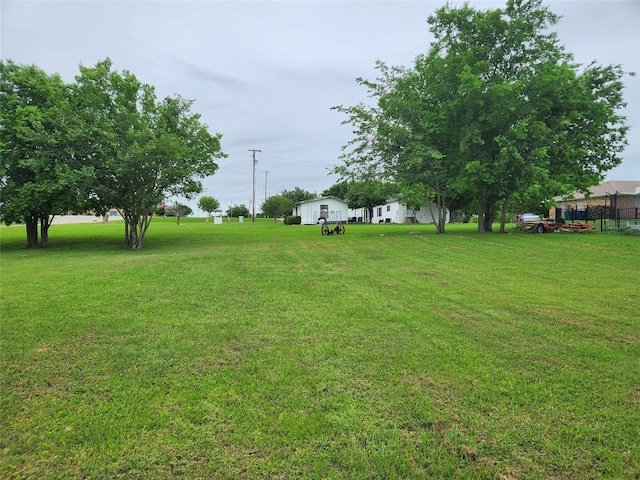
1,58,226,249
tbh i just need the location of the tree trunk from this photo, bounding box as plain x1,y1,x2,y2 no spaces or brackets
438,206,446,233
484,201,495,232
477,194,496,232
428,202,439,231
367,206,373,224
39,216,52,248
499,195,510,233
477,195,485,233
434,181,446,234
125,222,144,250
123,211,153,250
25,214,38,248
124,220,130,249
124,220,138,249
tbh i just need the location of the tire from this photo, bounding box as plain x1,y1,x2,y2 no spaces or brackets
536,223,545,234
340,224,346,234
321,224,329,235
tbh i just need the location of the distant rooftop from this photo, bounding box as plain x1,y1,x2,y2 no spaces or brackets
562,180,640,200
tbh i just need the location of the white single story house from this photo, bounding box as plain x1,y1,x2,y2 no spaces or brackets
347,207,369,223
371,199,450,224
292,196,349,225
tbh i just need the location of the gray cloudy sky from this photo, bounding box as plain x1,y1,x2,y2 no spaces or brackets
2,0,639,213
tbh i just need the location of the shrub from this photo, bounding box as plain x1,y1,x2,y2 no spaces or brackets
284,215,301,225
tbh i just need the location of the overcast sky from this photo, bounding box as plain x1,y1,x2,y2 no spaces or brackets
2,0,639,214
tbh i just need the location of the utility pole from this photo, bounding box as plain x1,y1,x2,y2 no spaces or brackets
248,149,261,222
264,171,270,203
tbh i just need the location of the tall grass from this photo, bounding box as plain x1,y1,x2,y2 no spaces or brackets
1,218,639,479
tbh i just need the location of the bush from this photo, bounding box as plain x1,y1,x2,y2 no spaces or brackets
284,215,301,225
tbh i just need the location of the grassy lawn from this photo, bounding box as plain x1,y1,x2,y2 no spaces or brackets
1,218,639,479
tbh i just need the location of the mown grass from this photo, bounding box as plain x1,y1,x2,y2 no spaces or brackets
1,218,639,479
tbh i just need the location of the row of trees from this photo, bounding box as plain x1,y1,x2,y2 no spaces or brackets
1,59,226,249
200,188,313,222
332,0,630,233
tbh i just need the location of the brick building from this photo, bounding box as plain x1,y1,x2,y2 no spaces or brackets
551,180,640,221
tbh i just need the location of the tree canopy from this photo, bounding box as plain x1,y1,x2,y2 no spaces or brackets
0,58,226,249
281,187,316,204
74,59,225,248
166,203,193,225
333,0,630,233
260,195,294,221
198,196,220,217
227,204,250,218
0,61,92,247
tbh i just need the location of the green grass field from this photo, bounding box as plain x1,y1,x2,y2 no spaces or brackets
1,218,639,479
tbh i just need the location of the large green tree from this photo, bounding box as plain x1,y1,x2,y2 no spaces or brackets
198,195,220,219
74,59,226,249
333,56,457,233
260,195,294,222
429,0,627,232
226,204,250,218
334,0,630,233
281,187,316,204
321,181,350,200
0,61,91,247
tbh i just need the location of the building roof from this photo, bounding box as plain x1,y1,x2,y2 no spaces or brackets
559,180,640,201
294,196,347,206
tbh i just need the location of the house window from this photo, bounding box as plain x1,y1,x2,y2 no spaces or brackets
387,205,391,211
377,207,382,216
320,204,329,219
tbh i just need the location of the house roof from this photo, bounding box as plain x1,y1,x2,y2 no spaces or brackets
558,180,640,201
294,196,347,206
